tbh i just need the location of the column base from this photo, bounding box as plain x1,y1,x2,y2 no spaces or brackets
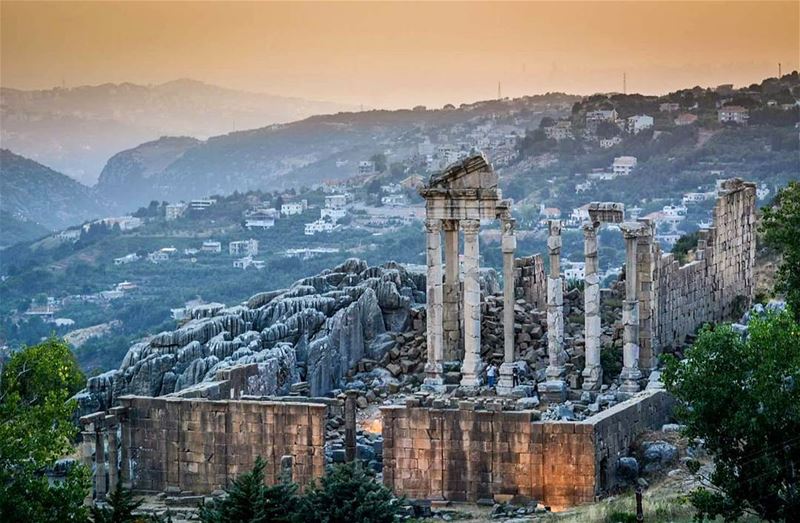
537,380,567,404
460,357,483,388
545,365,566,381
496,362,516,395
581,364,603,391
424,362,444,387
619,366,642,393
459,373,482,388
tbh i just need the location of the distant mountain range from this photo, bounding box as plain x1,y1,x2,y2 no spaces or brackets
0,79,357,184
0,149,109,247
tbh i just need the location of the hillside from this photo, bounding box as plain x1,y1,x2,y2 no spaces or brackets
0,79,356,184
92,93,579,210
0,149,108,245
95,136,201,210
500,72,800,220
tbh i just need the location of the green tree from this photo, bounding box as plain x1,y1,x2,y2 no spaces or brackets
198,456,301,523
298,462,401,523
761,181,800,320
662,311,800,521
671,231,699,264
369,153,387,173
0,338,90,523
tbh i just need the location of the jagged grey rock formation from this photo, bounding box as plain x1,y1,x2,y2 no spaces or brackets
76,259,428,413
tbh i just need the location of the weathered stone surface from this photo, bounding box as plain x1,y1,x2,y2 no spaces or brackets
76,259,424,412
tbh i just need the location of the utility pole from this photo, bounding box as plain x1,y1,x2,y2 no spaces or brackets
623,72,627,95
497,81,502,100
778,62,782,78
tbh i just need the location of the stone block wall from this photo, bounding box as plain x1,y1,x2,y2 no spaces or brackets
654,179,756,349
118,396,326,493
382,390,673,508
514,255,546,310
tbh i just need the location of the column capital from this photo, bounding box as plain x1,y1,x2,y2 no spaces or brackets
582,222,598,238
620,221,647,240
442,219,459,232
462,219,480,235
425,218,442,234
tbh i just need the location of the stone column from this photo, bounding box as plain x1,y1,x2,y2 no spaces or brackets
497,217,517,395
424,219,444,387
80,430,95,505
106,418,119,492
106,416,119,492
94,428,107,501
539,220,567,402
442,220,461,361
620,223,644,393
581,223,603,391
460,219,483,387
345,390,357,462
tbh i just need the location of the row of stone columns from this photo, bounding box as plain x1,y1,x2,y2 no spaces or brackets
424,215,516,391
80,409,127,503
425,213,648,395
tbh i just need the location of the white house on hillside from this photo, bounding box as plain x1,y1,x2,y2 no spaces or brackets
612,156,638,176
626,115,654,134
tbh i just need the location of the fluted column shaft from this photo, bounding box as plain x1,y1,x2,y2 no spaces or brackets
498,217,517,395
424,219,444,386
545,220,566,380
442,220,461,361
94,428,107,501
582,224,603,390
620,224,643,392
460,219,482,387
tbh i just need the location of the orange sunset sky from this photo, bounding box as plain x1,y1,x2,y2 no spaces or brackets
1,1,798,109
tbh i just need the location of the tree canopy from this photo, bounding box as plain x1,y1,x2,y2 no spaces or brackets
761,181,800,319
0,338,90,523
662,311,800,521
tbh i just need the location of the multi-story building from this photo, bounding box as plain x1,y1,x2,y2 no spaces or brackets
304,219,340,235
626,115,654,134
165,203,188,221
612,156,638,177
718,106,749,124
280,200,308,216
245,208,278,230
229,239,259,256
358,161,376,175
190,199,217,211
325,194,348,209
543,121,573,141
585,109,618,123
320,207,346,221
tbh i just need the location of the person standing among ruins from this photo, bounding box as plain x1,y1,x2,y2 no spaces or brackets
487,363,497,389
512,365,519,388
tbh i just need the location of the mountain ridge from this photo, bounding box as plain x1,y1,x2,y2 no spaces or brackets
0,79,358,184
0,149,109,246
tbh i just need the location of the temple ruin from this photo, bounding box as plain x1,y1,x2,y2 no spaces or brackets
78,153,757,511
418,154,517,392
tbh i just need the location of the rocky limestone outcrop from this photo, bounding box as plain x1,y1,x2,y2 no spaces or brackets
76,259,428,413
